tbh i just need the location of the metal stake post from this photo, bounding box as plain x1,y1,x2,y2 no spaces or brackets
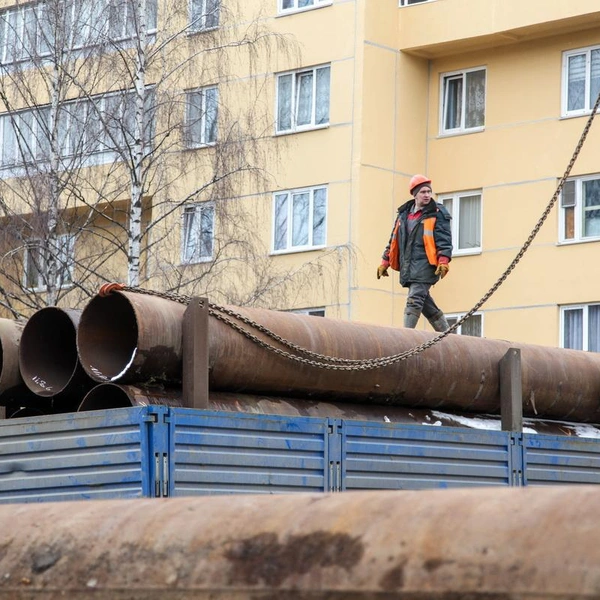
182,297,209,409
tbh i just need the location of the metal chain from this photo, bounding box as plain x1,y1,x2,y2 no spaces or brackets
117,90,600,370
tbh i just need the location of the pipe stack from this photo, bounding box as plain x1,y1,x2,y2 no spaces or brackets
4,287,600,424
75,289,600,423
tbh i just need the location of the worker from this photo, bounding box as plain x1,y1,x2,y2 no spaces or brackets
377,174,453,331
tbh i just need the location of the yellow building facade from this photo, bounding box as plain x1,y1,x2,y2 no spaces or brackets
1,0,600,353
265,0,600,351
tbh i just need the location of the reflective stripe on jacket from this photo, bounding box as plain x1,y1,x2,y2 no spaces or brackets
382,199,453,288
389,217,437,269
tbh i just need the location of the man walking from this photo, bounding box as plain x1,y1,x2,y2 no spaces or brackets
377,175,453,331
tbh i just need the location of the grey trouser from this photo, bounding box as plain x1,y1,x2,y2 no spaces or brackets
405,282,443,319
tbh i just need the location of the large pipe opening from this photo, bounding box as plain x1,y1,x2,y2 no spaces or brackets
19,308,81,397
78,384,134,411
79,383,183,411
77,294,139,382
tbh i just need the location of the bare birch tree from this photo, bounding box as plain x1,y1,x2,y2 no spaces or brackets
0,0,349,318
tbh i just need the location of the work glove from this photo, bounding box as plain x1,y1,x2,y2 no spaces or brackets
377,263,389,279
435,264,449,279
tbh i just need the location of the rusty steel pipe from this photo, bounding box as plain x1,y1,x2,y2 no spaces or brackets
77,291,600,422
78,383,185,411
19,307,95,408
1,487,600,598
0,318,26,396
78,292,183,384
78,384,474,427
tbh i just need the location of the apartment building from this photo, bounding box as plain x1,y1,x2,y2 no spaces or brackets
374,0,600,350
0,0,599,352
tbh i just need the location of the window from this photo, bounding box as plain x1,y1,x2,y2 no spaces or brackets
273,186,327,252
0,88,154,171
182,203,215,263
0,109,48,166
439,191,482,254
189,0,219,32
276,65,330,133
559,175,600,242
185,86,218,147
291,308,326,317
0,0,157,65
562,46,600,116
446,313,483,337
440,67,486,134
561,304,600,351
24,235,75,290
279,0,330,14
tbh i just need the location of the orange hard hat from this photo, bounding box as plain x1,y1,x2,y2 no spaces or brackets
409,174,432,195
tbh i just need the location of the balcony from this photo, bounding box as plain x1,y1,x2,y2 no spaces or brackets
398,0,600,58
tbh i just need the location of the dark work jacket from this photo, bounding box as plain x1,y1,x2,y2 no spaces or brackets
382,199,453,288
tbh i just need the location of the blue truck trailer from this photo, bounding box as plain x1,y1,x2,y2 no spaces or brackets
2,403,600,503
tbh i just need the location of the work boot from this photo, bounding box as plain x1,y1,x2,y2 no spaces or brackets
428,311,449,333
403,310,420,329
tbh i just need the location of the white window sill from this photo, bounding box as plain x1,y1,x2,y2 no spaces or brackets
27,282,74,292
274,123,330,137
453,248,482,257
270,244,326,256
437,126,485,138
184,141,217,150
180,257,213,265
187,25,219,37
399,0,437,7
277,2,332,17
557,237,600,246
560,110,598,120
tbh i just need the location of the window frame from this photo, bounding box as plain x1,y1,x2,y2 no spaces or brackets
278,0,332,16
275,64,331,134
560,303,600,351
0,88,155,173
439,66,486,136
446,312,484,337
271,185,328,254
0,0,158,66
181,202,215,264
399,0,435,6
290,307,326,317
438,189,482,256
558,174,600,244
562,45,600,118
184,85,219,148
189,0,220,33
24,234,76,291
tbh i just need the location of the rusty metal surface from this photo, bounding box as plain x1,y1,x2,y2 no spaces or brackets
18,307,95,408
0,487,599,598
77,291,600,422
78,383,184,411
0,318,26,396
77,385,447,425
76,386,592,436
77,291,185,385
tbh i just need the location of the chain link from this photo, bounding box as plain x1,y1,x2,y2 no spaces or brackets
117,90,600,370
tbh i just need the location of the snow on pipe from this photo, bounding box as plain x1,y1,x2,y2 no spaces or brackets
18,307,96,409
1,486,600,597
76,290,600,422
